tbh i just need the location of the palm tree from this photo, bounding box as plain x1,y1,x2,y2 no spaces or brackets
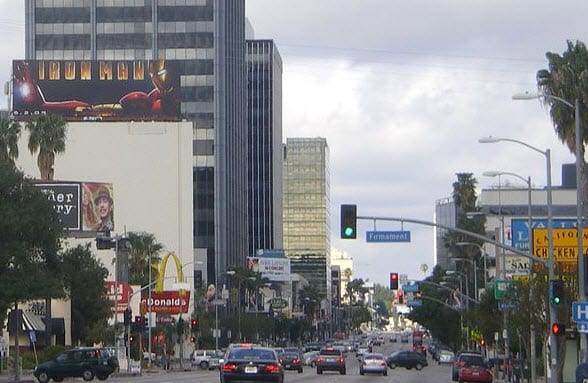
537,40,588,216
26,114,67,180
0,118,21,165
127,232,163,287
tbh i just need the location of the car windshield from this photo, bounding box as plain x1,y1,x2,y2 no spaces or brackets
365,354,383,360
228,348,276,361
462,355,484,365
280,353,299,359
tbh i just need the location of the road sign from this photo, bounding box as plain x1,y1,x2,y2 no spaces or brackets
407,299,422,307
366,231,411,243
577,322,588,333
494,280,517,300
498,302,519,311
402,283,420,293
573,302,588,322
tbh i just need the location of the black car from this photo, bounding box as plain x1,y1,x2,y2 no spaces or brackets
315,347,346,375
278,352,303,373
386,350,428,370
33,347,119,383
220,346,284,383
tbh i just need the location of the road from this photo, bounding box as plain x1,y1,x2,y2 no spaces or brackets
103,338,457,383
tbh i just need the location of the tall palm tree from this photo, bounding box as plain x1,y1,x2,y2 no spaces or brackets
26,114,67,180
0,118,21,165
537,40,588,215
127,232,163,287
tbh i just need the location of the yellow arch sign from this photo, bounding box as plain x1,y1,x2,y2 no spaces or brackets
155,252,184,292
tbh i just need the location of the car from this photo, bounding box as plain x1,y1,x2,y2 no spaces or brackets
386,350,428,370
207,350,225,370
356,345,370,357
438,350,456,365
191,349,217,369
33,347,119,383
315,347,346,375
452,352,485,381
220,346,284,383
302,351,319,367
413,343,427,356
400,333,410,343
278,351,303,373
459,362,493,383
359,353,388,376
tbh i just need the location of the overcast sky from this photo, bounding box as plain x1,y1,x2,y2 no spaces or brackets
1,1,586,286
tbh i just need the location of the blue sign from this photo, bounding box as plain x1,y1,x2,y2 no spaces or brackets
498,302,519,311
402,283,420,292
366,231,411,243
573,301,588,322
407,299,422,307
511,218,576,251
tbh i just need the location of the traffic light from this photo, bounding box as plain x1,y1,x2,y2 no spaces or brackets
134,315,145,331
389,272,399,290
340,204,357,239
551,323,565,336
95,233,114,249
397,290,404,304
190,336,196,343
190,319,199,332
177,318,185,335
550,280,564,305
479,339,486,346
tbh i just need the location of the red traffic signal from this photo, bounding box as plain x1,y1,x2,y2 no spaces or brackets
479,339,486,346
397,290,404,304
190,319,199,331
390,273,399,290
551,323,565,336
190,336,196,343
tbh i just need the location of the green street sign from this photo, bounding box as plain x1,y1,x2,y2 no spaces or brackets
494,280,519,300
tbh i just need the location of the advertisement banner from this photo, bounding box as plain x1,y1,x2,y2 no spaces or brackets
511,218,576,251
12,60,181,121
34,180,114,232
140,291,190,314
247,256,291,282
104,281,133,313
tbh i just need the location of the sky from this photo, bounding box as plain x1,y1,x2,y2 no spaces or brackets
0,1,585,287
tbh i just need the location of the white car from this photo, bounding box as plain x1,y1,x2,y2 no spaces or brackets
356,345,370,357
360,353,388,376
191,349,216,369
438,350,455,365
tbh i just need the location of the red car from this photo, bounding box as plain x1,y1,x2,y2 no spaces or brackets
413,344,427,356
458,363,493,383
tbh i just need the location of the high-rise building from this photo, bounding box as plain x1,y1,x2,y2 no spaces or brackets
246,39,283,256
24,0,248,286
283,137,331,301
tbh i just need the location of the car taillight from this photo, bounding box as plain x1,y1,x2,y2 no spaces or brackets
316,357,323,363
222,363,237,372
264,364,281,373
338,358,345,363
293,358,300,363
380,361,386,366
278,359,283,364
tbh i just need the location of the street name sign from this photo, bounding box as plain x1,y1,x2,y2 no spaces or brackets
402,283,420,293
577,322,588,333
366,231,411,243
407,299,422,307
572,301,588,322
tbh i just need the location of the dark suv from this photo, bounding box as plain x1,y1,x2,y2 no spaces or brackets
316,347,346,375
34,347,119,383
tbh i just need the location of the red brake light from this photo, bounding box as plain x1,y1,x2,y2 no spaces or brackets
316,357,323,363
326,347,334,351
222,363,237,372
338,357,345,363
264,364,281,373
293,358,300,363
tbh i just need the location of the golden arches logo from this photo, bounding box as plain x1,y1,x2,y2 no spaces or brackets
155,252,184,292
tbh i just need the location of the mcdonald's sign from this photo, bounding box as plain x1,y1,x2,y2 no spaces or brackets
140,252,191,314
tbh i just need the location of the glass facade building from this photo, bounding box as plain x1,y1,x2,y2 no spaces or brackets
282,137,331,301
246,39,283,256
24,0,249,286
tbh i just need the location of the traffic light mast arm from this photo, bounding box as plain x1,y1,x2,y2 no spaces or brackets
356,214,547,266
418,295,462,312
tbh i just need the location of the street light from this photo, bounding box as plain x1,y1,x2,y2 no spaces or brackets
443,273,468,348
482,170,536,383
225,271,255,341
479,135,556,376
451,257,478,302
456,242,487,292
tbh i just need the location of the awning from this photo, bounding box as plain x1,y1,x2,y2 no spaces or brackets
21,311,46,332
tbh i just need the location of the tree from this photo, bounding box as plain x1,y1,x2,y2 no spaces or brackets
26,114,67,180
127,232,163,287
62,244,111,345
0,118,21,165
0,161,65,330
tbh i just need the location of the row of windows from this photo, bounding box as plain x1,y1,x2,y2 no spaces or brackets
159,48,214,60
36,23,91,35
193,155,214,167
96,49,152,60
36,49,93,60
98,22,151,34
181,101,214,114
181,86,214,102
181,74,214,87
36,0,207,8
158,21,214,33
36,0,91,7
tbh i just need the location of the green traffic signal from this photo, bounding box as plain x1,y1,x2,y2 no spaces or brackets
344,226,354,237
341,204,357,239
550,280,564,305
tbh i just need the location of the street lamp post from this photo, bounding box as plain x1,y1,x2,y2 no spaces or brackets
482,170,536,383
452,257,478,302
479,135,556,379
444,272,468,348
455,242,487,293
514,92,586,366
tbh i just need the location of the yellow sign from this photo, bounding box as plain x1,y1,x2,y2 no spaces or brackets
532,228,588,264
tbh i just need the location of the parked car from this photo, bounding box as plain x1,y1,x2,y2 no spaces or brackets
316,347,346,375
191,349,217,369
33,347,119,383
359,353,388,376
459,362,494,383
452,352,485,381
220,346,283,383
438,350,456,365
302,351,319,367
278,352,303,373
386,350,428,370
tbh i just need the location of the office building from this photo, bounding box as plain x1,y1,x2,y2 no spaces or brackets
246,39,283,256
283,137,331,302
24,0,249,287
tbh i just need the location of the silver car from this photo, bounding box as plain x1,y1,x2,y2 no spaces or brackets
438,350,455,365
360,353,388,376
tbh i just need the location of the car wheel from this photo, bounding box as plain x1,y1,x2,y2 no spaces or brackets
200,361,209,369
37,370,50,383
82,369,95,381
415,363,423,371
96,374,109,381
53,378,64,382
389,363,397,369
